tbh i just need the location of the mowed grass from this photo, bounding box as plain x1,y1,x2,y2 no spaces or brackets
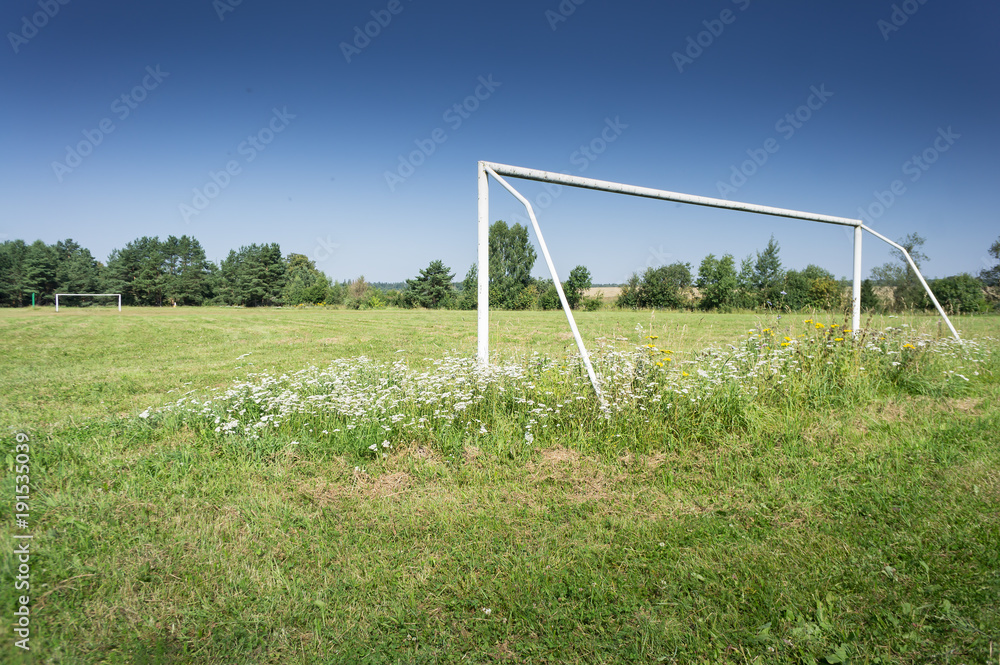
1,307,998,664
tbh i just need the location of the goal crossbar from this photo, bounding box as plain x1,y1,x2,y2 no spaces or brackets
55,293,122,312
477,161,960,398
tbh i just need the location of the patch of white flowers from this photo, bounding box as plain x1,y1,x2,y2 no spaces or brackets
144,330,994,453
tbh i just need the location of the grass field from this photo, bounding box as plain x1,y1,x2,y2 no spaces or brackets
1,306,998,664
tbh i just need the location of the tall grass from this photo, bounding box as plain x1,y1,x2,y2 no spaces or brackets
144,318,995,462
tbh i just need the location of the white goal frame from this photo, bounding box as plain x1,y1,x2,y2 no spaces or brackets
477,161,960,400
55,293,122,312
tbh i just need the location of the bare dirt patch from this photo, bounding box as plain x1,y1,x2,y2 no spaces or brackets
864,397,982,427
943,397,981,413
540,447,581,465
371,471,412,498
462,444,482,465
300,469,414,504
528,446,619,504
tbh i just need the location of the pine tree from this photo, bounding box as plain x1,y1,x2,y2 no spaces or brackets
0,240,29,307
403,260,455,309
23,240,58,305
753,235,785,307
173,236,213,305
55,239,100,298
457,264,477,310
220,244,287,306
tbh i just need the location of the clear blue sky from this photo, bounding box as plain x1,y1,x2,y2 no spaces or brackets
2,0,998,283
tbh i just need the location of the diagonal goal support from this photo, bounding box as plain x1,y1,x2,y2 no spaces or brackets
483,165,607,407
477,161,960,399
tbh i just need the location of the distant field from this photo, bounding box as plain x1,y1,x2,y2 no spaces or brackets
584,285,622,300
1,307,997,664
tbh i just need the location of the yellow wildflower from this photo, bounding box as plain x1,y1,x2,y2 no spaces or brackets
682,371,690,377
903,343,916,350
834,338,844,342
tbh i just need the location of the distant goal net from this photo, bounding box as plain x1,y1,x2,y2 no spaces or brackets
55,294,122,312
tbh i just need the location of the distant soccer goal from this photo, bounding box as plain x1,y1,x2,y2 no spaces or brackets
476,161,960,402
55,294,122,312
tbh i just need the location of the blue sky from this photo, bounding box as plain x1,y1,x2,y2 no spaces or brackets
2,0,998,283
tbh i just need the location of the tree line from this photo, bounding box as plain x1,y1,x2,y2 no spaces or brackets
617,233,1000,315
1,228,997,313
0,223,600,312
0,236,346,308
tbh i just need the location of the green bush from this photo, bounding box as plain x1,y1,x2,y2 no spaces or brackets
930,274,989,314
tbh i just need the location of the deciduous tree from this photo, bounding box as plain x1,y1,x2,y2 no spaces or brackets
488,220,536,309
565,265,592,309
980,236,1000,287
696,253,738,311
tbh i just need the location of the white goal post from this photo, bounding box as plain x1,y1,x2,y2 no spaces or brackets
476,161,960,399
55,293,122,312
